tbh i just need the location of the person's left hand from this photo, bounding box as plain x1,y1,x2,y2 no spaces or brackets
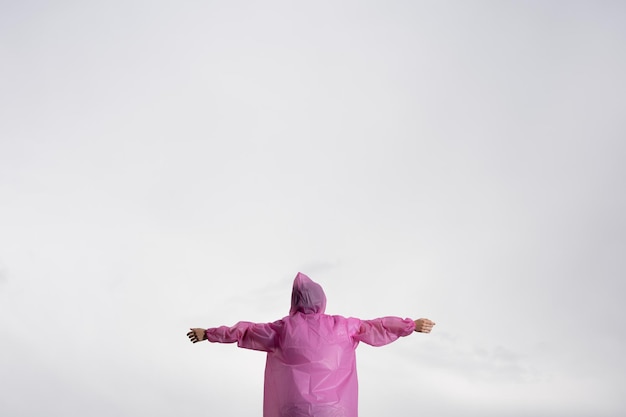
187,328,207,343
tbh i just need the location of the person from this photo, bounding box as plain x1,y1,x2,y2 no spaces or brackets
187,272,435,417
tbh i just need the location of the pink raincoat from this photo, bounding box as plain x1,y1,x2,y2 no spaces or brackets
205,272,416,417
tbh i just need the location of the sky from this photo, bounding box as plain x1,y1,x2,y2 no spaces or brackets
1,1,625,416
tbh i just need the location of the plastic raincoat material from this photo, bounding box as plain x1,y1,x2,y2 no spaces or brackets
204,272,416,417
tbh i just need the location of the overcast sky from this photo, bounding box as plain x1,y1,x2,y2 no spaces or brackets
1,1,625,416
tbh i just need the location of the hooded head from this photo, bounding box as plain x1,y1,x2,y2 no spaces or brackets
290,272,327,315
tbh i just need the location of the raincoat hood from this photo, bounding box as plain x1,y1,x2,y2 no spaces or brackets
289,272,326,315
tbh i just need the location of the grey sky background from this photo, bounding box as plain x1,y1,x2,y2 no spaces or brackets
1,1,625,416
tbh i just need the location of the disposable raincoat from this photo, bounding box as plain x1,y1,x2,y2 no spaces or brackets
204,272,416,417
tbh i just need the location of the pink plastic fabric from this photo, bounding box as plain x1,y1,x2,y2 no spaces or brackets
205,272,416,417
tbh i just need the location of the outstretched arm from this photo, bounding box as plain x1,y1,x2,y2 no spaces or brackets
355,317,416,346
414,318,436,333
186,321,281,352
354,316,436,346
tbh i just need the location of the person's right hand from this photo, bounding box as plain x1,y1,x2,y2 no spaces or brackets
187,328,207,343
414,318,436,333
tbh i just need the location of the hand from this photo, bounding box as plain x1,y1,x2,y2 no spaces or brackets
414,318,436,333
187,328,207,343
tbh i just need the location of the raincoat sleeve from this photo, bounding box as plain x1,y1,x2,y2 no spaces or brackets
354,317,416,346
205,320,281,352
